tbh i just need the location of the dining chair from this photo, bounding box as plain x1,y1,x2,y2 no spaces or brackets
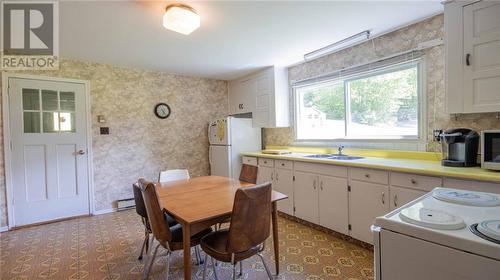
216,164,259,231
201,182,273,280
139,178,212,280
158,169,190,183
239,164,258,184
132,182,178,260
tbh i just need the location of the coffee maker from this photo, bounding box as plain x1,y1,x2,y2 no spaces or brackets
440,128,479,167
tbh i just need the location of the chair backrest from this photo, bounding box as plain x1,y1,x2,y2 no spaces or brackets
138,178,172,244
133,182,148,218
159,169,190,183
239,164,258,184
226,182,272,254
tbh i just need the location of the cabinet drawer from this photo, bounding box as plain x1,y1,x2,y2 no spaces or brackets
258,158,274,167
294,162,347,177
350,167,389,185
241,156,257,166
391,172,442,192
275,160,292,170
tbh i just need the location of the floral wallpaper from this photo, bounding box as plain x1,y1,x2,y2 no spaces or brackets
0,59,228,227
264,14,500,150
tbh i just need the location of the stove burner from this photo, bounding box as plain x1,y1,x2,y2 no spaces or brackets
432,188,500,207
470,223,500,245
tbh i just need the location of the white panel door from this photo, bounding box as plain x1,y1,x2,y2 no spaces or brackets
389,186,426,211
318,175,349,235
349,181,389,244
9,78,89,226
294,171,319,224
256,166,274,184
209,145,231,177
463,1,500,112
274,168,294,216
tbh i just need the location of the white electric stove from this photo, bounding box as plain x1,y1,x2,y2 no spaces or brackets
373,187,500,280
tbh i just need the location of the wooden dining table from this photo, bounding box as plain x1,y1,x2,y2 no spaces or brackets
156,175,288,280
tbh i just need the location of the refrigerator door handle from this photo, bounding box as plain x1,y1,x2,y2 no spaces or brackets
209,146,212,165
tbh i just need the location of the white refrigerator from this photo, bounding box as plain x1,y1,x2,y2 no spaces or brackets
209,117,261,179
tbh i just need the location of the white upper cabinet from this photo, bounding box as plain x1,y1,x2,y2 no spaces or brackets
228,66,290,128
445,0,500,113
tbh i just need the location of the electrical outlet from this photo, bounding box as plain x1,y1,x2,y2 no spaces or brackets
433,129,443,142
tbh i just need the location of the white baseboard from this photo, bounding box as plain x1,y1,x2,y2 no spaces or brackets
92,208,117,216
0,226,9,232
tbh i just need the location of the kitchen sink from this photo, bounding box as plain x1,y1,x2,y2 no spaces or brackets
304,154,364,160
304,154,336,158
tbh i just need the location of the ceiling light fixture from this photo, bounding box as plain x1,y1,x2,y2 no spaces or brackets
304,30,371,61
163,3,200,35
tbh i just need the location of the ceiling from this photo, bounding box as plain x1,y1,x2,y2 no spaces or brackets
60,1,443,80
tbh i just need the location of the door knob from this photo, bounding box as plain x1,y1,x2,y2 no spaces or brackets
76,150,85,155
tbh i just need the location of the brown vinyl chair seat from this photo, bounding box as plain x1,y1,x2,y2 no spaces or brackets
200,229,261,263
168,224,212,251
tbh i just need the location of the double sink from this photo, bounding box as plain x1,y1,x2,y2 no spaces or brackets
304,154,364,160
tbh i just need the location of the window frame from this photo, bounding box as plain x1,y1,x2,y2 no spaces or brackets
293,59,426,144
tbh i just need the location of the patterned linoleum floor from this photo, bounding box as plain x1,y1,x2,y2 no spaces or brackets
0,210,374,280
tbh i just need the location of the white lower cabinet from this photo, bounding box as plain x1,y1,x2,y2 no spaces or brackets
274,168,294,215
318,175,349,235
257,166,274,184
389,186,426,211
349,180,390,244
294,171,320,224
251,155,497,245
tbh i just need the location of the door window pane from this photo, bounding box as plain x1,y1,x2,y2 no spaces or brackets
60,92,75,111
59,112,75,132
43,112,59,133
24,112,41,133
347,67,418,138
22,89,40,110
42,90,58,111
296,82,346,140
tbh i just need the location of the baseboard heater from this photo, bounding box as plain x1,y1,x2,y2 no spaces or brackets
117,198,135,211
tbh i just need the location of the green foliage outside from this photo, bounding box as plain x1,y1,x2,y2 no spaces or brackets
301,67,418,126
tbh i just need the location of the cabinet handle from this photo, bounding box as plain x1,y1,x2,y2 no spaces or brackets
313,178,317,190
281,163,285,166
264,160,267,164
271,172,274,181
382,192,385,204
466,53,471,66
320,180,323,191
410,179,417,184
394,194,398,207
276,172,279,181
365,174,370,178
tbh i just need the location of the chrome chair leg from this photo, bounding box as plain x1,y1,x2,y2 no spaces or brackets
195,245,204,265
232,263,237,280
165,251,171,280
202,254,209,280
211,257,219,280
257,253,273,280
138,231,148,260
239,261,243,276
142,243,160,280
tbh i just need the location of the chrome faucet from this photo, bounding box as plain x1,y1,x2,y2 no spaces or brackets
337,145,345,156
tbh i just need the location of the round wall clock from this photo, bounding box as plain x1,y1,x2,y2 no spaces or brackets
154,103,171,119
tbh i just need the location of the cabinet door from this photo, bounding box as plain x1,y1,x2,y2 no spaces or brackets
390,186,426,211
318,175,348,235
463,1,500,113
240,79,255,113
274,168,294,216
349,181,390,244
294,171,319,224
257,166,273,184
228,80,243,115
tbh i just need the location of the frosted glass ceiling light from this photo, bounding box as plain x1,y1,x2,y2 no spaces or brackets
163,4,200,35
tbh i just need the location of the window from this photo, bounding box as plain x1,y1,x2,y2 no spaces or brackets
295,62,421,141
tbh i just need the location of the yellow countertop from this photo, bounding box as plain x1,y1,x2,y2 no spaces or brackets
241,149,500,183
